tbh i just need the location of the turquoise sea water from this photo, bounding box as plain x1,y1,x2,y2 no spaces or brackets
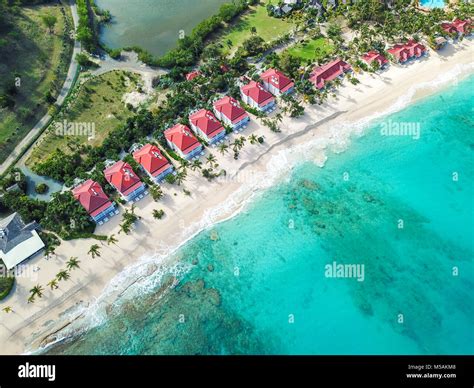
46,75,474,355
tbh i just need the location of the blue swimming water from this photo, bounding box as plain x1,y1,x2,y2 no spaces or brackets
420,0,446,8
46,75,474,355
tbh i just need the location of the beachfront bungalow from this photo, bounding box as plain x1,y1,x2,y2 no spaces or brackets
441,19,471,37
72,179,117,224
164,124,203,160
362,51,389,70
309,58,352,90
260,68,295,96
189,109,226,145
387,41,427,64
104,161,147,202
433,36,448,50
0,213,44,270
133,144,174,183
213,96,250,130
240,81,276,112
186,70,201,82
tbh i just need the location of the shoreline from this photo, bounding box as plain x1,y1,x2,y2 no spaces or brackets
1,39,473,355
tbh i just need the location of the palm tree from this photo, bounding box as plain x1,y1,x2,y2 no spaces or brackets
218,143,229,155
107,234,118,246
2,306,13,313
179,159,190,172
190,159,202,171
119,222,131,235
29,284,44,300
47,279,59,290
248,134,258,145
56,270,70,282
88,244,101,259
66,257,80,271
206,154,217,166
175,170,187,186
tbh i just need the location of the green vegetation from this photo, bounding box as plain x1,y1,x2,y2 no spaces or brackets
0,184,96,240
35,183,49,194
286,36,334,63
157,0,259,68
27,70,141,167
76,0,98,52
0,263,15,301
218,2,297,56
0,1,74,164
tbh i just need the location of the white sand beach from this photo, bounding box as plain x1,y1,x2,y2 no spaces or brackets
1,39,473,355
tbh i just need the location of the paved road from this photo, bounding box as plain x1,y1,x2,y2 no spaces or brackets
91,51,167,92
0,1,81,175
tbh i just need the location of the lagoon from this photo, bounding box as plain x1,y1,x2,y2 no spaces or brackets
95,0,229,56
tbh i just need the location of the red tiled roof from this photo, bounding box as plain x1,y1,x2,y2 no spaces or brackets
241,81,275,106
165,124,201,154
186,70,201,81
189,109,225,139
260,68,294,93
441,22,458,34
309,59,352,89
104,161,143,196
452,19,471,34
133,144,172,178
213,96,249,124
73,179,113,217
362,51,388,66
388,40,426,61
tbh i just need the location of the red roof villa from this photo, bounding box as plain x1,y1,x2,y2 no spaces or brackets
186,70,201,81
164,124,203,160
388,40,427,64
104,161,147,202
133,144,174,183
72,180,117,224
260,68,295,96
309,59,352,90
362,51,389,69
240,81,276,112
189,109,226,145
213,96,250,130
441,19,471,36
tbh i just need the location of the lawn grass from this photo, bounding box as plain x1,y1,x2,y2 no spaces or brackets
218,2,297,55
286,36,335,62
26,70,141,167
0,2,73,164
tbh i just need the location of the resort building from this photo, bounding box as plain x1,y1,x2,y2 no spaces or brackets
104,161,147,202
362,51,389,69
185,70,201,81
0,213,45,270
387,41,427,64
260,68,295,96
441,19,471,36
133,144,174,183
240,81,276,112
164,124,203,160
72,180,117,224
309,58,352,90
189,109,226,145
213,96,250,130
